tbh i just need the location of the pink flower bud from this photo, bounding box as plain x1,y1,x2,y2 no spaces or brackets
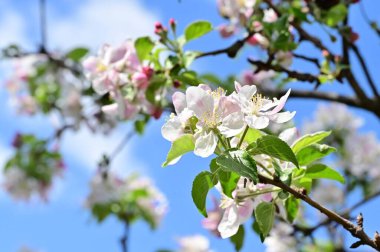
152,107,163,119
142,66,154,79
173,80,181,88
217,24,236,38
132,72,149,89
169,18,176,27
12,133,22,148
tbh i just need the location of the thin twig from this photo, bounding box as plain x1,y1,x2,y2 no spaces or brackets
109,131,135,161
39,0,47,52
120,221,130,252
259,174,380,251
293,53,321,68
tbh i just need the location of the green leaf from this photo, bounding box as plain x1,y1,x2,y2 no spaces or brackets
162,134,194,167
292,131,331,154
255,202,275,239
185,20,212,42
191,171,217,217
325,4,347,27
210,158,239,197
285,196,299,223
296,144,336,166
216,150,258,184
244,128,263,144
230,225,245,251
305,164,345,184
65,47,89,62
135,36,155,62
253,135,299,168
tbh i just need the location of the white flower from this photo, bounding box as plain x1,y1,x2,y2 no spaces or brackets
177,235,212,252
264,222,297,252
263,9,278,23
233,81,295,129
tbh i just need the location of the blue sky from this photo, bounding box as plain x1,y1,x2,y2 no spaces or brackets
0,0,379,251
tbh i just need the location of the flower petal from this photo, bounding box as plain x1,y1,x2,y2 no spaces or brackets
245,115,269,129
172,91,187,114
218,112,245,138
194,131,218,158
161,116,184,142
218,204,240,238
186,86,214,119
269,111,296,124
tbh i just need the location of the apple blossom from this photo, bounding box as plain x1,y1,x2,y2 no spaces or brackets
264,222,297,252
232,81,295,130
263,9,278,23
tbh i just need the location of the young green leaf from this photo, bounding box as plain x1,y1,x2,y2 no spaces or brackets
253,135,299,168
305,164,345,184
162,134,194,167
230,225,245,251
292,131,331,154
191,171,217,217
296,144,336,166
216,150,258,184
255,202,275,238
185,20,212,42
66,47,89,62
135,36,155,62
285,196,300,223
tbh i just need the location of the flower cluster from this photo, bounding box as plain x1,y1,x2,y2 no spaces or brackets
86,172,168,229
303,103,380,189
162,82,295,159
5,54,83,121
83,41,162,121
3,134,64,201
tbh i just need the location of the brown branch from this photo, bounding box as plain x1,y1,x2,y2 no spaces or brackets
350,43,380,99
248,59,320,84
197,31,255,59
294,189,380,238
293,53,321,68
258,174,380,251
260,88,363,109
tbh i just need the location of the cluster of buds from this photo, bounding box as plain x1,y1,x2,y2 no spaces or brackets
85,172,168,229
3,133,64,201
83,40,162,120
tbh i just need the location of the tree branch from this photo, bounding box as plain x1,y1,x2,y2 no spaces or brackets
293,53,321,68
258,174,380,251
197,31,255,59
248,59,320,84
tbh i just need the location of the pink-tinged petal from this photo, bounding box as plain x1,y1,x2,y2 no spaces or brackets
238,84,257,101
234,81,243,92
172,92,187,114
92,76,109,95
269,111,296,124
245,115,269,129
132,72,149,89
238,199,254,223
218,112,245,138
279,127,297,144
267,89,291,115
218,24,237,38
186,86,214,119
198,84,212,91
104,45,127,64
218,204,240,238
82,56,98,72
161,116,184,142
194,131,218,158
218,96,241,117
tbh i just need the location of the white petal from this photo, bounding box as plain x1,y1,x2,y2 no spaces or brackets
161,116,184,142
186,86,214,119
194,131,218,158
269,111,296,124
245,115,269,129
218,112,245,138
267,89,291,115
218,205,240,238
172,92,186,114
238,200,254,223
279,127,297,144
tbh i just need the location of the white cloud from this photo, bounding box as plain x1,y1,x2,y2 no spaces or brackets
0,9,29,48
61,127,147,177
49,0,160,49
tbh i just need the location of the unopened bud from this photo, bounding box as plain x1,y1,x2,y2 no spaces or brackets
169,18,176,27
356,213,363,228
12,133,22,148
173,80,181,88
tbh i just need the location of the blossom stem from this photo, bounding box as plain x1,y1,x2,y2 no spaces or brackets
214,129,229,151
237,125,249,149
